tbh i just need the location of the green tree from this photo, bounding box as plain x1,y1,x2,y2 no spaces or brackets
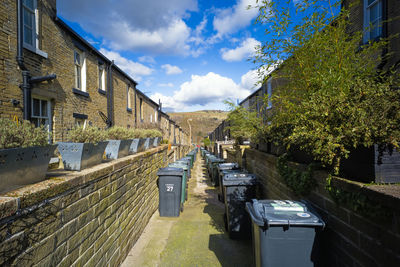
225,100,264,144
251,0,399,173
203,137,211,147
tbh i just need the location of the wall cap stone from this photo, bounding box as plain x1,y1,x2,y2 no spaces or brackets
0,145,169,218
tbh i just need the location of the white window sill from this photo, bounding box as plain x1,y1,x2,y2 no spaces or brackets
23,44,48,59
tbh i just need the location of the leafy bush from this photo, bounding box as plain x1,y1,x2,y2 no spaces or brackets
67,126,106,143
145,129,162,138
0,118,49,149
128,129,142,139
106,126,132,140
244,0,400,174
203,137,211,147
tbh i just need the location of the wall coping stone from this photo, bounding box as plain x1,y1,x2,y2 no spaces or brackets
0,145,170,220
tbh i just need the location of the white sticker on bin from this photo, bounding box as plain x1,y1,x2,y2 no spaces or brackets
271,201,304,211
165,184,174,192
297,212,311,218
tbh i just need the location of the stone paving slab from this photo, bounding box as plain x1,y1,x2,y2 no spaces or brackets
121,153,252,267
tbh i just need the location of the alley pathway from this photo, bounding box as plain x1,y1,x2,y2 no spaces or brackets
121,153,252,267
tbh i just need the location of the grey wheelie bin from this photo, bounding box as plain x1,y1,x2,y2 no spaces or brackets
218,168,247,202
215,163,240,187
168,162,188,202
222,173,257,238
206,155,220,174
157,167,184,217
245,199,325,267
209,158,225,185
181,156,194,169
176,159,191,178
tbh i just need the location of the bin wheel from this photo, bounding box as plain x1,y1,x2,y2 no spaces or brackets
185,193,188,201
181,205,184,212
218,194,221,202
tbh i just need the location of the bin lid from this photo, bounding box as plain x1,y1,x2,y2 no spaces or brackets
222,173,257,186
168,163,188,170
175,159,189,164
220,169,247,176
245,199,325,228
157,167,184,177
218,163,240,170
210,158,224,162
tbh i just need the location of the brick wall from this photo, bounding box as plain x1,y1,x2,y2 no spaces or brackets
225,147,400,267
0,145,190,266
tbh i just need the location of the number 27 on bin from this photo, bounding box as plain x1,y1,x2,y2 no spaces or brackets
166,184,174,192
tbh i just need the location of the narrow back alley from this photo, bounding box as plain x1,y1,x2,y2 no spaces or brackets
122,152,252,267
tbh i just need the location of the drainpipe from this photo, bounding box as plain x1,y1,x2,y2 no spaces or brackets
17,0,30,120
107,60,114,127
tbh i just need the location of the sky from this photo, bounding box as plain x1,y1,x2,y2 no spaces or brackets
57,0,269,112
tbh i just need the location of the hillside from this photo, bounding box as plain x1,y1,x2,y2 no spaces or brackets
168,110,228,144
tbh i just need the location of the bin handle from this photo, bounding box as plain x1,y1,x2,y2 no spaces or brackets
251,199,270,228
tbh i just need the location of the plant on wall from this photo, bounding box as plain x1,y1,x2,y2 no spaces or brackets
277,153,317,196
0,119,49,149
67,126,106,143
251,0,399,174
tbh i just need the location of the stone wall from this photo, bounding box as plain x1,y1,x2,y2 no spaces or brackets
225,147,400,267
0,145,189,266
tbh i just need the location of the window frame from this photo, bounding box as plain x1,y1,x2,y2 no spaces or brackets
363,0,383,43
22,0,47,58
74,49,86,92
98,64,106,91
31,96,52,142
139,98,143,121
127,84,132,110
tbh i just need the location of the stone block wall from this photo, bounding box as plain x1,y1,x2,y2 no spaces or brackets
0,145,189,266
228,147,400,267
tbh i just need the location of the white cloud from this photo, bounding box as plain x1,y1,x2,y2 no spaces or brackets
105,18,192,55
221,37,261,62
99,48,153,82
240,69,260,90
138,56,156,64
151,71,256,112
58,0,199,55
213,0,259,38
161,64,183,75
158,83,174,87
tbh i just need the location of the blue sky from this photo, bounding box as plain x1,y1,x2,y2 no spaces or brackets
57,0,269,112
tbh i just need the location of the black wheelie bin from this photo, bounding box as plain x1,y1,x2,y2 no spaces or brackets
157,167,184,217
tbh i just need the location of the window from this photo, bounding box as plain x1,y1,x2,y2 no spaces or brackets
363,0,383,42
98,64,106,91
127,84,132,110
23,0,36,48
154,109,158,123
139,98,143,121
31,97,51,141
266,78,272,109
22,0,47,57
74,50,86,91
150,114,153,123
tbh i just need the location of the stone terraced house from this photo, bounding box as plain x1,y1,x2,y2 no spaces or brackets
0,0,186,143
